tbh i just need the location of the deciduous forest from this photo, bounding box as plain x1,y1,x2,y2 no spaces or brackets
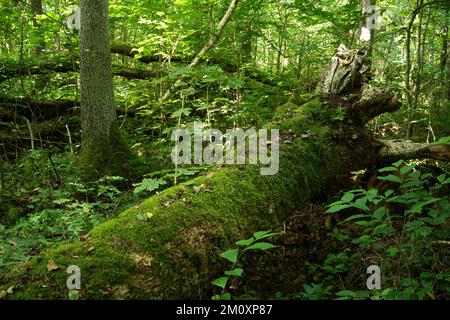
0,0,449,302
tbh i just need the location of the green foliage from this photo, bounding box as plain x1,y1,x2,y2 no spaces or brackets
300,161,450,300
132,178,167,194
212,230,279,300
0,151,140,273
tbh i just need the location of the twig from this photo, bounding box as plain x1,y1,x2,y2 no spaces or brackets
66,124,74,154
25,118,34,151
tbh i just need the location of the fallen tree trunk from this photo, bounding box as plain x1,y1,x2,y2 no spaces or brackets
1,45,448,300
0,96,137,122
0,97,78,120
0,58,157,81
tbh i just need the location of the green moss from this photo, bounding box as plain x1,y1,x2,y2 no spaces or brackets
79,125,145,182
1,98,349,300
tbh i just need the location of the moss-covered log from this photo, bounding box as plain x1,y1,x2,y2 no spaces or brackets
1,45,447,300
0,97,360,299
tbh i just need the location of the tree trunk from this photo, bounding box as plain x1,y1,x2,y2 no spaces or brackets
1,45,448,300
78,0,139,181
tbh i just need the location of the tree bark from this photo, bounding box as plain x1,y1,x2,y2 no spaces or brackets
78,0,139,181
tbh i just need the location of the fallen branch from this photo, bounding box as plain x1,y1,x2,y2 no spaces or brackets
160,0,240,102
377,139,450,163
0,97,77,120
0,58,157,81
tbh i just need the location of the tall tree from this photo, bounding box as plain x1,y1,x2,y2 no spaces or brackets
79,0,139,181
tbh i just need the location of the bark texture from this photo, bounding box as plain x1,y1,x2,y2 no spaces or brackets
78,0,139,181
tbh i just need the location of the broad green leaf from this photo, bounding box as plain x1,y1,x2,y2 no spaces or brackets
171,107,191,118
325,204,352,214
219,249,239,263
430,136,450,145
245,242,277,251
384,189,394,198
342,214,369,223
387,247,399,257
372,223,392,235
400,165,415,174
378,166,397,173
225,268,244,277
409,198,441,214
212,277,228,289
336,290,355,297
377,174,402,183
133,178,167,194
341,193,355,202
221,293,232,300
353,198,370,212
252,230,280,241
236,238,254,246
373,207,386,220
393,160,404,168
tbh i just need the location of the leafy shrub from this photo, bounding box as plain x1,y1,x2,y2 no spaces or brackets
299,161,450,300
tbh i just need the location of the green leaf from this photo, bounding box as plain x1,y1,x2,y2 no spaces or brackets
387,247,399,257
245,242,277,251
133,179,167,194
430,136,450,145
342,214,369,223
212,277,228,289
377,174,402,183
409,198,441,214
225,268,244,277
373,207,386,220
384,189,394,198
253,230,277,240
235,238,254,246
378,166,397,173
372,223,392,235
53,198,70,205
325,204,352,214
341,193,355,202
219,249,239,263
221,292,232,300
393,160,404,168
400,165,415,174
171,107,192,118
353,198,370,212
336,290,355,297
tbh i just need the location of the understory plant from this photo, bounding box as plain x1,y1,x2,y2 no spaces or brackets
212,230,279,300
299,160,450,300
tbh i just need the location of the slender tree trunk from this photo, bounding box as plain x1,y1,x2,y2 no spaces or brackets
79,0,138,181
30,0,45,54
405,0,421,139
441,11,450,105
360,0,376,71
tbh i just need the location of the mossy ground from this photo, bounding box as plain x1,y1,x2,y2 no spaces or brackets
79,125,145,182
1,100,351,299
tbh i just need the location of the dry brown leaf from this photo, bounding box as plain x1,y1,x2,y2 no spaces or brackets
141,254,152,267
112,285,130,300
47,260,60,271
130,253,143,264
